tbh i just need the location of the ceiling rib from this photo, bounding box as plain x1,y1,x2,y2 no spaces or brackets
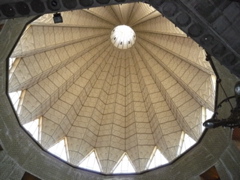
137,35,213,75
137,40,214,111
9,35,110,92
133,46,198,141
18,41,111,125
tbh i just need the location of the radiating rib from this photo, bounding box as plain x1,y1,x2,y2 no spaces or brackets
125,3,135,25
137,34,213,75
110,5,125,24
126,51,157,171
133,46,200,141
41,46,114,150
67,47,117,165
12,28,109,58
137,40,215,111
134,16,185,37
131,12,161,27
131,48,182,160
12,25,110,58
9,35,109,92
18,41,110,125
127,3,159,26
96,50,127,173
118,4,135,25
84,8,118,26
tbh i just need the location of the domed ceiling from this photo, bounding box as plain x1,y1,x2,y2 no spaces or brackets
8,2,216,174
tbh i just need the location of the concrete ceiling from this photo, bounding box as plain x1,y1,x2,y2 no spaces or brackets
8,3,216,174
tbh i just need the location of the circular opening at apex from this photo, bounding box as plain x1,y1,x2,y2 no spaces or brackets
111,25,136,49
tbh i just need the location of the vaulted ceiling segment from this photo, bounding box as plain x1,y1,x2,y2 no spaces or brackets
8,2,215,174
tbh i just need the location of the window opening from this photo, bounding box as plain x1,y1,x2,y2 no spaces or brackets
202,107,214,132
145,147,168,170
79,150,101,172
9,57,16,70
48,138,69,161
178,132,196,155
9,58,20,79
9,90,26,113
206,108,214,120
211,75,217,92
23,118,41,141
112,153,135,174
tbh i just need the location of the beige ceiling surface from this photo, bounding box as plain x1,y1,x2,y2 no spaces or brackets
8,2,215,174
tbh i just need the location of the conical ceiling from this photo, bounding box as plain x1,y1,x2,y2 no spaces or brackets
8,2,216,174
